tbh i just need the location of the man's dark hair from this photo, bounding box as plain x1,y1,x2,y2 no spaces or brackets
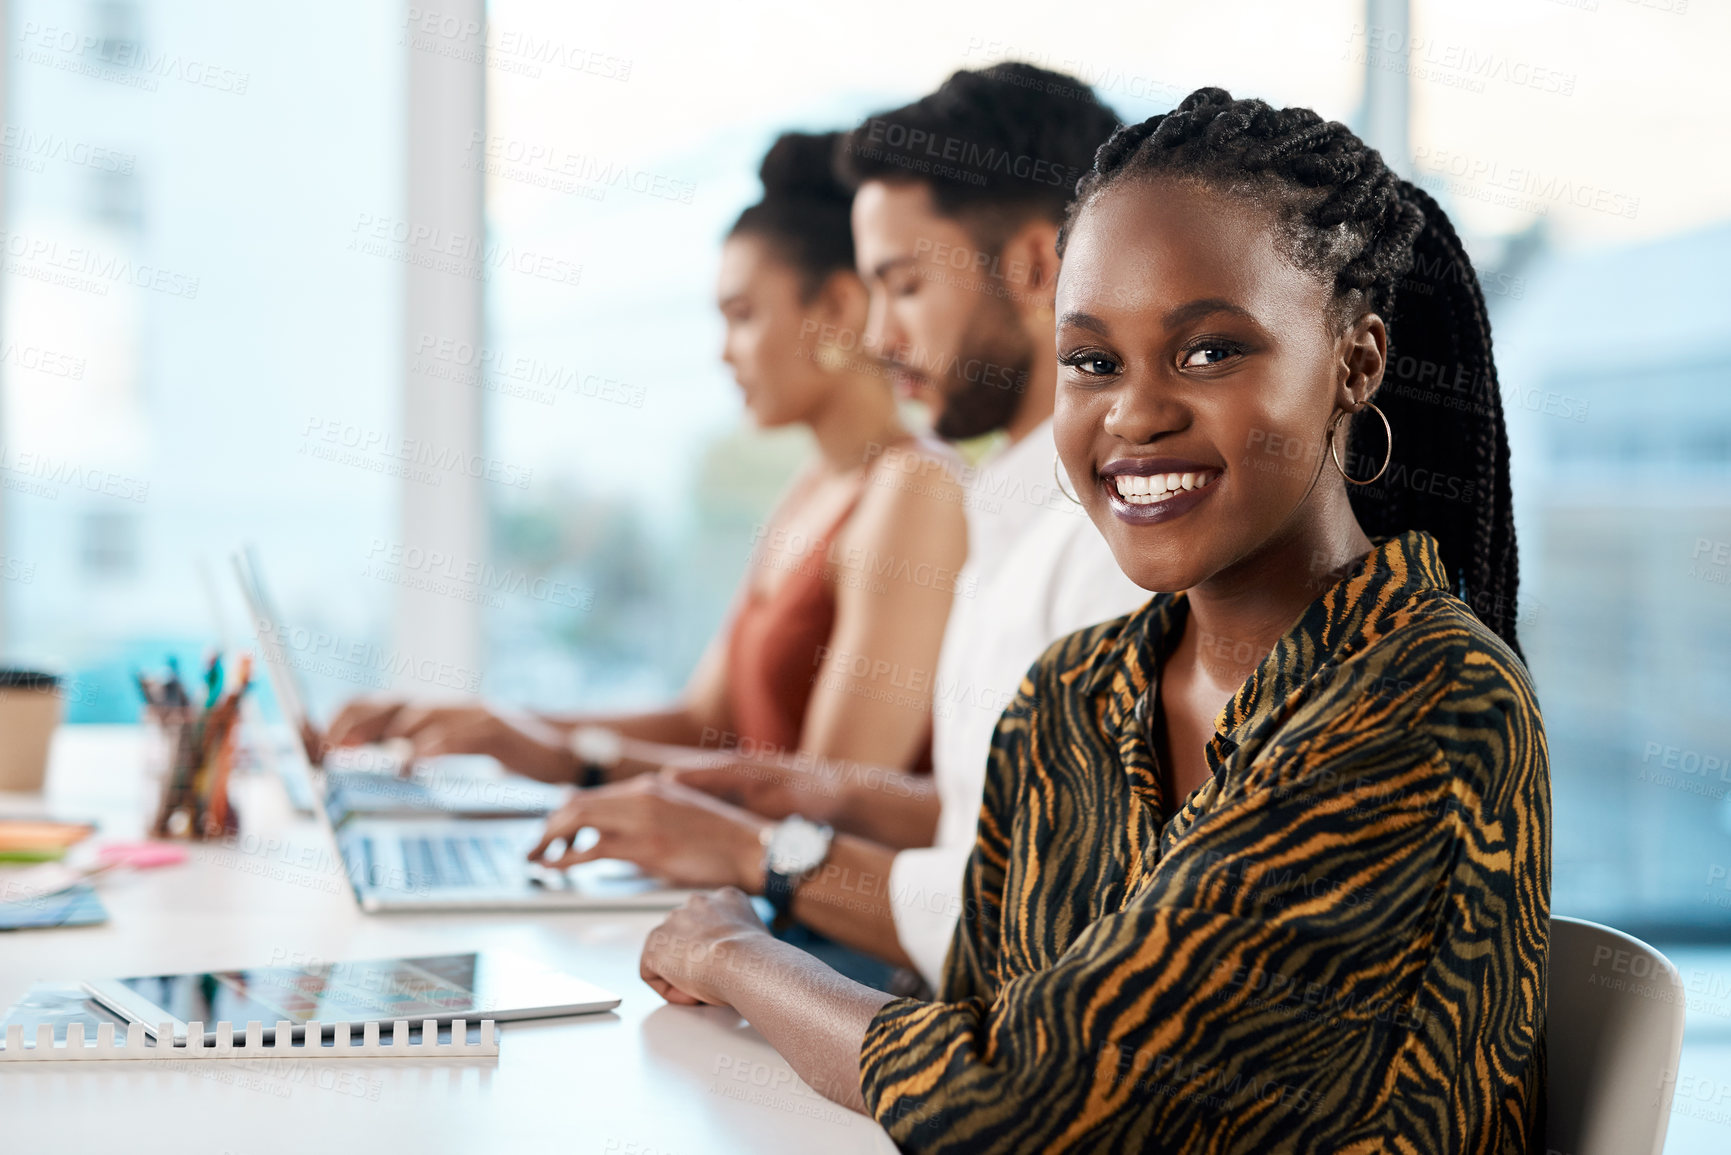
1059,87,1522,658
838,63,1120,237
729,130,855,300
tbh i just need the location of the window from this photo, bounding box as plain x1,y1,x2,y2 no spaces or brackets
1494,226,1731,934
0,0,403,720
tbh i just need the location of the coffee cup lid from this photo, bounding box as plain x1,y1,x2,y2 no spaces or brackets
0,669,61,691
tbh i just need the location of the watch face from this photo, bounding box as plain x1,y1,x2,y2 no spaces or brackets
767,818,831,875
572,726,624,766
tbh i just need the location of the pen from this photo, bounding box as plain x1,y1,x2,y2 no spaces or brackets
205,654,253,837
166,656,190,708
204,652,224,710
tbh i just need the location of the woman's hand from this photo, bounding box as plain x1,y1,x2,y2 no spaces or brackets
662,753,844,826
639,887,774,1006
639,890,889,1118
527,775,770,890
324,698,577,783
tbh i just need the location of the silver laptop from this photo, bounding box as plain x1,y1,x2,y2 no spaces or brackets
234,548,692,913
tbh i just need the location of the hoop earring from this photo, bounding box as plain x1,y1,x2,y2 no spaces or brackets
1052,455,1082,505
1329,402,1392,486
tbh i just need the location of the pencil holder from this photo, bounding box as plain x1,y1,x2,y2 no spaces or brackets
147,703,241,841
141,702,194,788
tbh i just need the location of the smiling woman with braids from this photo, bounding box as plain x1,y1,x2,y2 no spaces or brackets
635,88,1550,1154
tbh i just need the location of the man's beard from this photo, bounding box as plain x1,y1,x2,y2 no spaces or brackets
931,301,1034,441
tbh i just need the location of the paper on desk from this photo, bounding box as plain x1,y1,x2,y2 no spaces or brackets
0,883,109,930
0,818,95,859
0,860,115,905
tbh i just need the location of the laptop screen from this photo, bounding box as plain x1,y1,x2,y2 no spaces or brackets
232,547,323,767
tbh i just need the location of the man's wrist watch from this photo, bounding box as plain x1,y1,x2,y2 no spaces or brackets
759,815,833,930
569,725,624,788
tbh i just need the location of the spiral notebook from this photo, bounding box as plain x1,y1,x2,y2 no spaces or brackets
1,949,618,1062
0,983,498,1062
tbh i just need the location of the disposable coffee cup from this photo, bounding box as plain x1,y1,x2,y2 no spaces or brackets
0,669,63,792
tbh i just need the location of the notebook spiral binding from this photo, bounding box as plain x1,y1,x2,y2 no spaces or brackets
0,1019,499,1062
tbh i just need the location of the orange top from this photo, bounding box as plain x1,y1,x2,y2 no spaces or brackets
725,450,932,773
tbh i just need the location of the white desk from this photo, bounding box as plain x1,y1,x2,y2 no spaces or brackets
0,727,898,1155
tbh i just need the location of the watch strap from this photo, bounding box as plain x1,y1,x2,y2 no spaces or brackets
763,863,800,929
569,725,624,788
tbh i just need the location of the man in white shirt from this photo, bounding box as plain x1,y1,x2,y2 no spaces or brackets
883,422,1145,985
346,66,1142,991
825,64,1147,985
506,65,1146,992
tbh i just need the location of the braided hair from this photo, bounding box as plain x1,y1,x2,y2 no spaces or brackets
729,131,856,300
1058,88,1523,660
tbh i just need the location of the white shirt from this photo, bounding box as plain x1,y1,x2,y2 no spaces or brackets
888,418,1150,988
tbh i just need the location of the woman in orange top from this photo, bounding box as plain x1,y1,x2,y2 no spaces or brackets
329,133,966,850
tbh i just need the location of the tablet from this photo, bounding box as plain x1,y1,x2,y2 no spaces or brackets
84,950,619,1043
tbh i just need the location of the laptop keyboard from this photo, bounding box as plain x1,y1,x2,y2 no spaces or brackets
354,833,522,893
325,769,440,811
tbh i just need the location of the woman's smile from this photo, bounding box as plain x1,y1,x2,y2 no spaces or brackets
1098,456,1223,525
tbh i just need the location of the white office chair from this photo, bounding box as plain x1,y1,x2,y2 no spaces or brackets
1546,915,1687,1155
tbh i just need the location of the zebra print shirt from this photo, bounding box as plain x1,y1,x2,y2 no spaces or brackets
859,529,1550,1153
